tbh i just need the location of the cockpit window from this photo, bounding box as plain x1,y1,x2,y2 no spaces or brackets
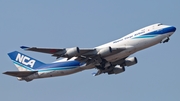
157,23,163,26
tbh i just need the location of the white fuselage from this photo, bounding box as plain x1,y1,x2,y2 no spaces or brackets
97,23,174,62
23,23,176,81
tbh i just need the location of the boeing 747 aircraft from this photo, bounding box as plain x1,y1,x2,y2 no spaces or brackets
3,23,176,82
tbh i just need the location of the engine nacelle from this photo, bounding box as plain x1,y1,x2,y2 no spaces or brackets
65,47,80,57
124,57,137,66
109,65,125,74
97,47,112,57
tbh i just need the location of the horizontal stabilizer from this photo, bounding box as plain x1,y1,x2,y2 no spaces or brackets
3,71,38,77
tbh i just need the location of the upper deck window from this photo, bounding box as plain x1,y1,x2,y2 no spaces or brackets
157,23,163,26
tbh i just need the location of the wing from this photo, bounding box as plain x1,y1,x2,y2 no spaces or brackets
21,46,95,59
20,46,128,59
20,46,65,54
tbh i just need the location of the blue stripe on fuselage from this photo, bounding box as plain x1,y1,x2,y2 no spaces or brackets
37,66,78,72
133,26,175,39
34,60,82,70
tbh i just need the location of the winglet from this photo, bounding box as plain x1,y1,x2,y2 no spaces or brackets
20,46,30,50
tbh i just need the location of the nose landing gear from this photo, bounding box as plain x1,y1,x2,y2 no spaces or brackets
161,37,170,43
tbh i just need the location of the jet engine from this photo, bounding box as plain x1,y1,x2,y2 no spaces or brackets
97,47,112,57
108,65,125,74
124,57,137,66
64,47,80,57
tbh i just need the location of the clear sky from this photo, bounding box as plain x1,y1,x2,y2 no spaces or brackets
0,0,180,101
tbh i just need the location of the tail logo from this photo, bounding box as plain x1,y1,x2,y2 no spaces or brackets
15,53,36,68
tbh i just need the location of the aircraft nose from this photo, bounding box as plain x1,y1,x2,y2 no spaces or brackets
169,26,176,32
163,26,176,34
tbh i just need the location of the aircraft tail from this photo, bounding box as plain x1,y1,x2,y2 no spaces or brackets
8,51,45,71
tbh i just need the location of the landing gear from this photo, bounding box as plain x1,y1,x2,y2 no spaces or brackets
95,59,111,70
95,58,105,70
161,37,170,43
93,57,114,76
96,65,105,70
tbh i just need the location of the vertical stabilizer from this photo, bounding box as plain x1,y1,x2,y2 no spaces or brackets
8,51,45,71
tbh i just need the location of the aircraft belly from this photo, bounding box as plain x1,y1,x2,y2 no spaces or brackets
135,35,166,51
25,66,89,80
105,47,136,62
